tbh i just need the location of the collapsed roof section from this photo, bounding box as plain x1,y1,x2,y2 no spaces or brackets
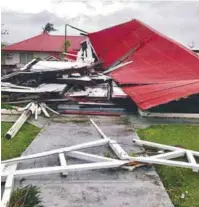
88,19,199,110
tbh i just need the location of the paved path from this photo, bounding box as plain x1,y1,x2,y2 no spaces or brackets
16,116,173,207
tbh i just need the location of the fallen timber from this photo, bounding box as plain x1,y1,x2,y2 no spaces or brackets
1,119,199,207
4,102,59,139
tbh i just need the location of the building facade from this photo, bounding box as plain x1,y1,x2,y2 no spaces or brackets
2,33,85,67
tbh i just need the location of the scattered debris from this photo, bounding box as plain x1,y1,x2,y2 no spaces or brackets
5,102,59,139
1,119,198,206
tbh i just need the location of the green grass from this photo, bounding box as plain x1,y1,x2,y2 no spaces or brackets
137,124,199,207
10,185,43,207
1,122,40,160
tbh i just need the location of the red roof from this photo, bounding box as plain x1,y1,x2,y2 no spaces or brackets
88,19,199,109
123,80,199,109
3,33,85,53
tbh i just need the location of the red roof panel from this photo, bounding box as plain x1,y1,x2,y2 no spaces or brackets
123,80,199,110
3,33,85,53
88,19,199,109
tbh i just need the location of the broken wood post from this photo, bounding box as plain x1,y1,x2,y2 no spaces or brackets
5,109,31,139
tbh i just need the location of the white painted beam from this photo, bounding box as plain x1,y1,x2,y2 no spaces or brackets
2,161,127,178
40,103,50,118
133,139,185,151
129,156,199,170
1,174,15,207
2,139,109,165
35,103,38,120
58,153,68,177
186,151,198,172
43,103,59,115
109,140,129,160
66,151,117,162
133,139,199,156
150,150,185,160
5,110,31,139
90,119,109,140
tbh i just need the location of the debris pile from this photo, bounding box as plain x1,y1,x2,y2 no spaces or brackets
1,40,131,116
1,43,131,138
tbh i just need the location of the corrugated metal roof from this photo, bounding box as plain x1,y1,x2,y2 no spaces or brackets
3,33,85,53
122,80,199,110
88,19,199,109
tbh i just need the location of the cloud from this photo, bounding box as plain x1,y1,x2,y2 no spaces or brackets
1,10,68,43
1,1,199,48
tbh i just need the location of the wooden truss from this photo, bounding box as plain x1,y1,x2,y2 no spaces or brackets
1,119,199,206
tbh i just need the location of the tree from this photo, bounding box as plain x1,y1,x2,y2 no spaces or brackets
63,40,71,52
188,41,195,49
42,23,57,34
1,24,9,65
1,24,9,36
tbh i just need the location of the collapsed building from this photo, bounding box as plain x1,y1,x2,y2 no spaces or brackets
2,19,199,116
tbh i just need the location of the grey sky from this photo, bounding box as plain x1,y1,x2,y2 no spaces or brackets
1,0,199,48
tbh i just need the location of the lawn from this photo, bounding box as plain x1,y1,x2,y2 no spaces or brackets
1,122,40,160
137,124,199,207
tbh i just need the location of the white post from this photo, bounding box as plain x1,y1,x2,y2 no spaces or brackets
58,153,68,177
1,174,15,207
5,110,31,139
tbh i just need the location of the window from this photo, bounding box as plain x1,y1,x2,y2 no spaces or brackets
20,52,33,64
5,53,13,60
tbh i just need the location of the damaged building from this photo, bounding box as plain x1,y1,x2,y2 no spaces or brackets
2,19,199,118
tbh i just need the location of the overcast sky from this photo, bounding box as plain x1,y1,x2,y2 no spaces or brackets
1,0,199,48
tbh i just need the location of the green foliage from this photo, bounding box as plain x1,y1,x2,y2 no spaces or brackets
1,103,15,110
1,122,40,160
103,151,112,158
1,42,6,64
42,23,56,33
137,124,199,207
63,40,71,52
9,185,43,207
1,95,10,102
33,56,41,60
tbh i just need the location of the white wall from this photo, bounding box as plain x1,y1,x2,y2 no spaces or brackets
4,52,20,65
33,52,49,60
4,52,57,66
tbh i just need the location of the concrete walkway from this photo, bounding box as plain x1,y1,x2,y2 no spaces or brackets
15,116,173,207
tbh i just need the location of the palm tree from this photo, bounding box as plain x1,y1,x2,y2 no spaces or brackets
42,23,57,34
